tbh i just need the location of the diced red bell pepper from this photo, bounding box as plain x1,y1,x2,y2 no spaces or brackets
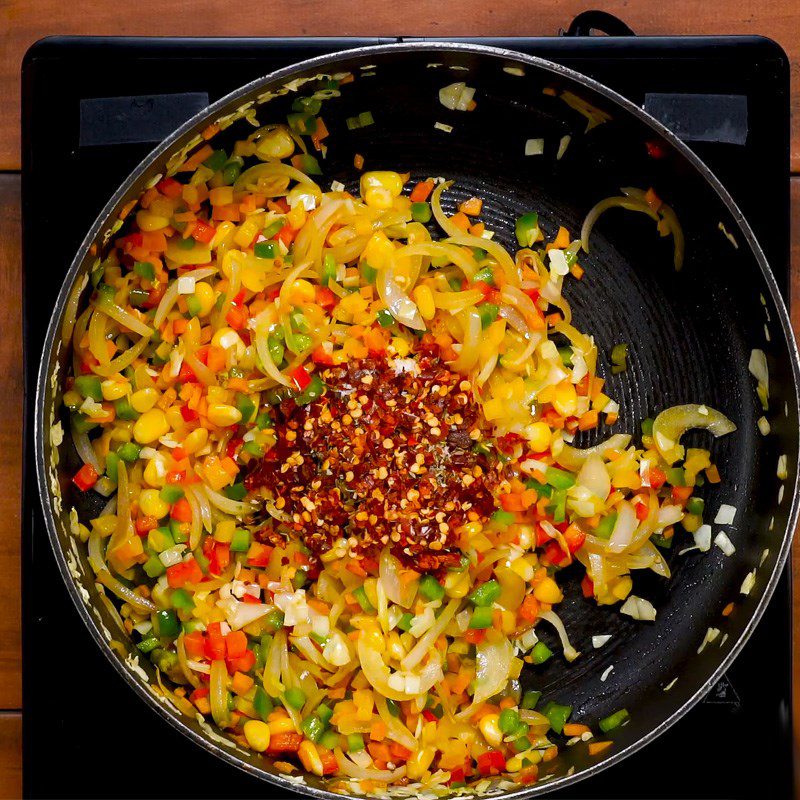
166,470,186,485
141,284,166,309
276,225,297,247
523,287,541,303
246,541,273,567
476,750,506,776
184,630,206,659
581,574,594,598
543,540,567,566
267,733,303,754
671,485,693,504
204,638,227,662
646,140,668,159
649,467,667,490
422,709,438,723
447,768,465,786
271,198,290,215
225,306,248,331
190,686,210,704
72,463,99,492
634,500,649,521
473,281,495,300
170,497,193,522
315,286,337,309
208,542,231,576
191,220,216,244
564,524,586,553
157,177,183,198
135,515,158,536
536,523,553,547
166,557,203,588
225,630,248,659
289,364,312,391
227,648,256,675
319,748,339,775
464,628,486,645
177,361,198,384
312,346,334,366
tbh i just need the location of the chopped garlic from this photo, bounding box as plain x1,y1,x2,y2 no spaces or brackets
177,276,196,294
592,635,611,649
714,504,736,525
714,531,735,556
524,138,544,156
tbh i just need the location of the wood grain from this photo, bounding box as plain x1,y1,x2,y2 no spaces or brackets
1,0,800,171
0,178,22,712
0,715,21,800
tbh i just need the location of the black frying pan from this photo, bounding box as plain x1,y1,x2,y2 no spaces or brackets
34,42,800,797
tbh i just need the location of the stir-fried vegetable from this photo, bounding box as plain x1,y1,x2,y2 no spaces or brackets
58,70,737,794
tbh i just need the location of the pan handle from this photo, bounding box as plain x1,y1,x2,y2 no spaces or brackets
564,10,636,37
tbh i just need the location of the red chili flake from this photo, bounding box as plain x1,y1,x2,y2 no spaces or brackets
245,344,499,571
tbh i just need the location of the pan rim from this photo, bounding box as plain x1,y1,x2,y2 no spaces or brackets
33,39,800,798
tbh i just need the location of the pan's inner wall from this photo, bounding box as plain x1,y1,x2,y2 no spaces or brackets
40,45,798,795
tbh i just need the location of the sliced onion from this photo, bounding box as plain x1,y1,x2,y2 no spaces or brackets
581,196,659,255
556,434,632,471
176,633,201,688
209,659,229,728
377,265,425,330
94,295,152,338
620,595,657,621
88,531,156,614
253,309,293,388
607,501,637,553
92,333,152,377
70,423,102,473
374,695,419,752
334,748,408,781
357,635,442,701
153,267,216,329
652,404,736,465
198,483,254,517
576,453,610,500
449,309,482,373
471,635,513,705
379,548,417,608
431,181,519,285
401,600,459,671
538,609,580,662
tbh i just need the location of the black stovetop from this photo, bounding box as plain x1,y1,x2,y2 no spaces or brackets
22,34,793,799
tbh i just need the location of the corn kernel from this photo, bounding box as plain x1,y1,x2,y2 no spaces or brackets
243,720,271,753
360,171,404,199
552,382,578,417
165,406,185,432
183,427,209,454
234,217,262,248
135,209,169,232
289,279,316,304
211,327,240,351
412,285,436,320
528,421,552,453
133,409,169,444
364,187,393,209
130,388,159,413
100,378,129,401
534,576,564,604
138,488,170,519
193,282,216,316
478,714,503,748
506,756,524,773
406,746,435,780
143,457,166,488
207,403,242,428
215,519,236,543
268,716,296,735
391,337,410,357
298,740,324,776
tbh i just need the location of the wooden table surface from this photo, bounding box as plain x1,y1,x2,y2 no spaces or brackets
1,2,799,797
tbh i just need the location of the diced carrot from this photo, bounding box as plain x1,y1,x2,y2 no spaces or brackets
588,741,613,756
458,197,483,216
231,671,254,696
578,410,599,431
468,222,485,237
450,212,470,231
409,179,434,203
354,153,365,170
518,594,540,622
722,602,735,617
369,720,388,741
563,723,590,737
706,464,722,484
